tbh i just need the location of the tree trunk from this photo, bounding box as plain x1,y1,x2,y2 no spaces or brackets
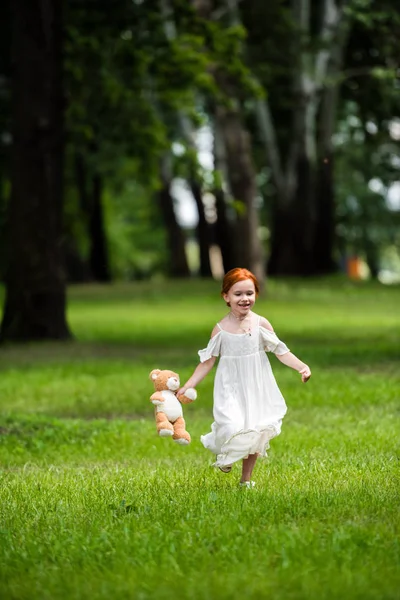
364,242,379,280
0,0,71,341
75,151,110,282
313,19,349,274
215,103,265,284
0,157,8,281
88,173,111,282
0,3,11,283
189,177,213,277
159,154,190,278
268,152,316,276
314,152,337,273
193,0,265,284
213,112,237,273
256,0,347,276
69,151,91,282
214,187,236,273
64,238,91,283
159,0,212,277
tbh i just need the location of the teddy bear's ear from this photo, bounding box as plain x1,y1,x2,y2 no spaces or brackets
149,369,161,381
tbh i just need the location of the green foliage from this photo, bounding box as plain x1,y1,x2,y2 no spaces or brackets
104,169,167,280
335,101,400,268
62,0,264,280
63,0,248,184
346,0,400,30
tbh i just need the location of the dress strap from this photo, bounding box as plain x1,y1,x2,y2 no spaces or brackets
216,322,223,331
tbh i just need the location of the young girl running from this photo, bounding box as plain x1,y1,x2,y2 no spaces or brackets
177,268,311,488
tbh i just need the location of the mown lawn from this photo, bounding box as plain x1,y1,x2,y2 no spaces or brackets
0,278,399,600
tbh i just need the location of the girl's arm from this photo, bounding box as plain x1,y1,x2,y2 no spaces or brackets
177,325,220,396
177,357,216,396
276,351,311,383
261,316,311,383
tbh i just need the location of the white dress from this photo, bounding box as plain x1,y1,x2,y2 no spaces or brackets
199,315,290,467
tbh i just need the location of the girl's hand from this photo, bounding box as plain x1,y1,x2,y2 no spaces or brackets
177,387,187,397
299,366,311,383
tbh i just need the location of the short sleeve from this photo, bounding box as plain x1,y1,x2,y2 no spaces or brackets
198,332,222,363
260,326,290,355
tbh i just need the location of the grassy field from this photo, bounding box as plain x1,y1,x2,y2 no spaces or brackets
0,277,399,600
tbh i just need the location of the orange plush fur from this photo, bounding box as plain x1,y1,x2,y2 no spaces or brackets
149,369,197,445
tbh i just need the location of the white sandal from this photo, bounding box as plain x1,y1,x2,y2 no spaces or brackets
215,455,232,473
219,465,232,473
239,481,256,488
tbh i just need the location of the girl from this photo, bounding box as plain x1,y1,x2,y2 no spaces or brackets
177,268,311,488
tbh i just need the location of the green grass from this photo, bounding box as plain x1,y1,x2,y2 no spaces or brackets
0,277,399,599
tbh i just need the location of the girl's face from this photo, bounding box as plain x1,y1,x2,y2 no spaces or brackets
223,279,256,315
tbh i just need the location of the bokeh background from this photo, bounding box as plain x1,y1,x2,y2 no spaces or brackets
0,0,400,340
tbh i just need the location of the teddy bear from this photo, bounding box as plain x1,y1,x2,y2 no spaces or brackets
149,369,197,445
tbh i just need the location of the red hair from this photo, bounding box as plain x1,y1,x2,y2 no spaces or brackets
221,268,260,297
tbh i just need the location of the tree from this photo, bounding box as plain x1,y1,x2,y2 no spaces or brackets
74,148,111,282
332,0,400,274
243,0,400,276
159,153,191,277
0,0,71,341
213,117,237,273
160,0,212,277
193,0,266,284
242,0,350,275
64,0,217,280
0,0,12,281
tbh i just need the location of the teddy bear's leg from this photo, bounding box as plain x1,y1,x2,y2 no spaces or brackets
172,417,191,445
156,411,174,437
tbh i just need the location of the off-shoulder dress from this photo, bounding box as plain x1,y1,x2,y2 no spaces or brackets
198,315,290,468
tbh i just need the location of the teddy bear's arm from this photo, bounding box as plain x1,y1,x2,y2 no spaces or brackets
150,391,165,405
178,388,197,404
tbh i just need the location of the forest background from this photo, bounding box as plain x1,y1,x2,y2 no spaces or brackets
0,0,400,340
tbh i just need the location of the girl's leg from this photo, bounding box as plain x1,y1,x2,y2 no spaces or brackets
240,453,258,483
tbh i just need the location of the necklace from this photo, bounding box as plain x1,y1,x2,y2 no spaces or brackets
229,311,252,336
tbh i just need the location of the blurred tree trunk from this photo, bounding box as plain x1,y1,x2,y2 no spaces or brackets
314,22,349,274
0,0,71,341
72,152,92,282
215,103,264,283
160,0,212,277
364,241,379,279
252,0,348,275
268,151,317,276
194,0,265,284
313,84,338,274
213,116,236,273
89,172,110,282
214,186,236,273
0,2,11,282
159,154,190,277
75,150,111,282
0,154,8,282
189,176,213,277
71,152,91,282
64,239,91,283
178,113,212,277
